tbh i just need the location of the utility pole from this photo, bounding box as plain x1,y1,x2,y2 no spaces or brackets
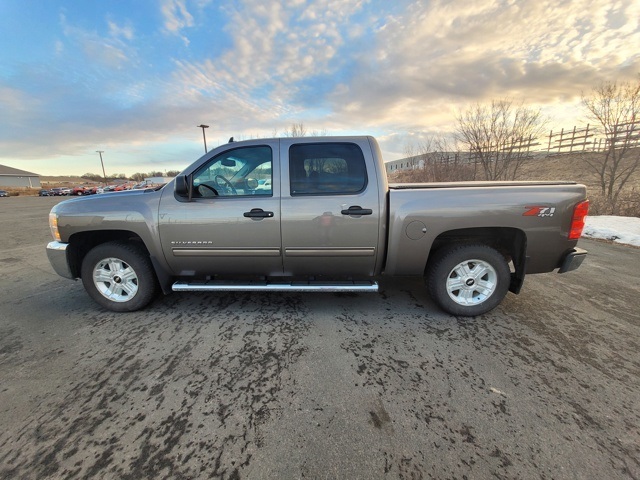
197,124,209,153
96,150,107,184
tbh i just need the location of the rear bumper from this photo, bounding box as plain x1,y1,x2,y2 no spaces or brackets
558,247,587,273
46,241,75,279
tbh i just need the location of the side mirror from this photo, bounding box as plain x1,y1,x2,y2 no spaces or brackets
175,175,190,198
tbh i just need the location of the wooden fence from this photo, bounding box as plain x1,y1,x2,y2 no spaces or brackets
545,119,639,154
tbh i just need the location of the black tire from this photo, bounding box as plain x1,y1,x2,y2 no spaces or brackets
81,241,157,312
426,244,510,317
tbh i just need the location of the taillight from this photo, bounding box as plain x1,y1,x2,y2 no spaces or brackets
568,200,589,240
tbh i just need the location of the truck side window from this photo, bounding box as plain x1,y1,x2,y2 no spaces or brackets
192,146,272,197
289,143,367,195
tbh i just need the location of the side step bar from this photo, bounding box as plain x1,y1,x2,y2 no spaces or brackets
172,280,379,293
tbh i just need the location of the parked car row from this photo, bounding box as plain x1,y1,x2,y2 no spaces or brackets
38,182,156,197
1,185,147,197
43,188,73,196
38,183,143,197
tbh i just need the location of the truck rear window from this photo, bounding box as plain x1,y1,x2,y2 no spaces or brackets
289,143,367,195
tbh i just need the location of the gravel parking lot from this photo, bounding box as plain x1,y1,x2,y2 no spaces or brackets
0,196,638,479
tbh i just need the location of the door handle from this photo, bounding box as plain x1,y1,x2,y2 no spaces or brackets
243,208,274,218
341,205,373,216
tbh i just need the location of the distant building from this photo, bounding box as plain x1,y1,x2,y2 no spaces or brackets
0,164,41,188
385,155,425,174
385,152,476,174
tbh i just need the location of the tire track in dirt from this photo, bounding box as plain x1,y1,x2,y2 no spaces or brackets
0,292,310,479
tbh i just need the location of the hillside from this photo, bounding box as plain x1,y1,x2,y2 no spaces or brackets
389,150,640,216
516,151,640,192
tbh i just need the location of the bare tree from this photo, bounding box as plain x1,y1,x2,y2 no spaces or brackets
309,128,328,136
455,99,545,181
278,122,327,137
581,78,640,213
81,172,103,182
282,122,307,137
400,137,476,183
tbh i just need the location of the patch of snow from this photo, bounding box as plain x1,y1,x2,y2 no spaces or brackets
583,216,640,247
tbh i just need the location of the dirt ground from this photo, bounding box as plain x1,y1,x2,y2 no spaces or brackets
0,196,638,479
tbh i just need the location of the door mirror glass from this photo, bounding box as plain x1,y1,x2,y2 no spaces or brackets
175,175,189,197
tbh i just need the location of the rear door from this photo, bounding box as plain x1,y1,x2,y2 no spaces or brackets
280,139,381,276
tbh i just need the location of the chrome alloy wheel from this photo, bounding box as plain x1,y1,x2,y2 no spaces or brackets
92,257,139,302
445,259,498,306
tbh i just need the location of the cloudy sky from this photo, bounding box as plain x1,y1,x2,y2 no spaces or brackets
1,0,639,176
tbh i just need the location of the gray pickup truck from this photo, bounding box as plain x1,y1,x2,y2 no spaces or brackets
47,136,588,316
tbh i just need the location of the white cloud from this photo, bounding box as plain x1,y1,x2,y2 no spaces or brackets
108,20,134,40
59,13,135,69
0,86,38,117
161,0,194,45
324,0,640,134
173,0,366,107
3,0,640,173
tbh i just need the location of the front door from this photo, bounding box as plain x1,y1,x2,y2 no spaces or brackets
158,142,283,277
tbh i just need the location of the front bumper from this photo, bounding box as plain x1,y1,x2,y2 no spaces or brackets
46,241,75,279
558,247,588,273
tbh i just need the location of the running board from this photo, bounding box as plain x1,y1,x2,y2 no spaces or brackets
172,280,378,293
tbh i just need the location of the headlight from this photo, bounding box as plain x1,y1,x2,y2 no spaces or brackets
49,213,61,241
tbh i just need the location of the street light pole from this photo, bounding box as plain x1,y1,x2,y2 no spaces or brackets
197,124,209,153
96,150,106,184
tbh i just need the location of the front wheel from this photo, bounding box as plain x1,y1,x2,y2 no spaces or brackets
426,244,510,317
81,241,157,312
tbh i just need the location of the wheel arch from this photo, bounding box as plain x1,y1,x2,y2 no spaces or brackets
426,227,527,294
67,230,173,294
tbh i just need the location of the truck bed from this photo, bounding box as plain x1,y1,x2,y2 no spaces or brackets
389,180,577,189
384,181,587,276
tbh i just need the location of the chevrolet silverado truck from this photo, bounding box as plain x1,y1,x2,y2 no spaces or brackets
46,136,588,316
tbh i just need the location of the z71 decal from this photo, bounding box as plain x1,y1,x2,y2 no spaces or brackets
523,206,556,217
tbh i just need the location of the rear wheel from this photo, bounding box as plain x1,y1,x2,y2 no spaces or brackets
81,241,157,312
427,244,510,316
